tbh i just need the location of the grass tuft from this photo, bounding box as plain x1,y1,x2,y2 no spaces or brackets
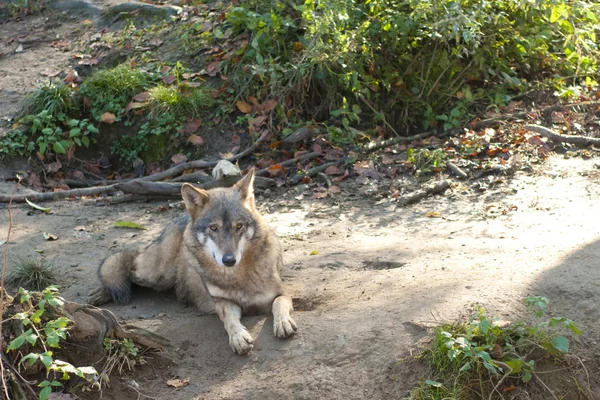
7,255,57,291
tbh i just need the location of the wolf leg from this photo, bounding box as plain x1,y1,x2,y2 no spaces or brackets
272,295,297,339
88,250,139,306
215,300,254,355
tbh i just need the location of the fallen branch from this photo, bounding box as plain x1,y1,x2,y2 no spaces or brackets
254,151,322,177
138,130,269,183
0,132,271,203
396,180,450,206
446,161,468,179
524,124,600,146
1,180,19,400
291,162,338,184
364,130,456,153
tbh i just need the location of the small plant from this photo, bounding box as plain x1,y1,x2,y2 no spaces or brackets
7,255,57,291
406,148,447,176
21,84,77,118
79,64,148,122
5,287,99,400
100,338,146,384
408,298,582,399
147,85,213,117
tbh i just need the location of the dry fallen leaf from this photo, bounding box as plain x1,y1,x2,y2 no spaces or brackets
184,119,202,134
171,153,188,164
328,185,341,193
187,135,204,145
100,112,116,124
162,75,176,85
324,165,341,175
150,38,163,46
426,211,441,218
15,44,23,53
43,232,58,241
236,100,252,114
167,378,189,388
312,192,328,199
309,250,319,255
133,92,150,102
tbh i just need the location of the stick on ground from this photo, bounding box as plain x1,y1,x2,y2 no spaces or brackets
396,180,450,206
524,124,600,146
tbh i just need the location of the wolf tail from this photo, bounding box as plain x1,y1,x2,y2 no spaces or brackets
97,250,140,305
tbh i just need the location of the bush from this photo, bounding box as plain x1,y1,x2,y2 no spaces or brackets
215,0,599,132
79,64,148,122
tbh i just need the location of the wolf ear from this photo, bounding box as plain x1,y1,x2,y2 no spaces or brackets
181,183,209,217
235,168,255,204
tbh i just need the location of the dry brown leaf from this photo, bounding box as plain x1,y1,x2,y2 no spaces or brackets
236,100,252,114
167,378,189,388
100,112,116,124
162,75,176,85
133,92,150,102
187,135,204,145
150,38,163,46
171,153,188,164
184,119,202,134
312,192,328,199
324,165,341,175
328,185,341,193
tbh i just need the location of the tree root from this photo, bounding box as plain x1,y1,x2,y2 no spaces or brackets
525,124,600,146
396,180,450,206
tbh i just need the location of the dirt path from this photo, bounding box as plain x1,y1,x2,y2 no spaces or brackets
1,155,599,399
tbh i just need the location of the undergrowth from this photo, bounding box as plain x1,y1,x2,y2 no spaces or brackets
407,297,584,399
79,64,148,122
7,255,57,291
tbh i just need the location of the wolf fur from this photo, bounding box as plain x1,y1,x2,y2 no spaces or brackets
87,169,297,354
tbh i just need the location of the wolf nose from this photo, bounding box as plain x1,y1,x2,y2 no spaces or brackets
222,254,236,267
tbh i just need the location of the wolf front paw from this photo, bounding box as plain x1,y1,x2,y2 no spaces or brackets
229,329,254,355
87,286,113,306
274,315,297,339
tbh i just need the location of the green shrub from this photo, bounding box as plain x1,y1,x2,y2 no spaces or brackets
79,64,148,122
213,0,599,132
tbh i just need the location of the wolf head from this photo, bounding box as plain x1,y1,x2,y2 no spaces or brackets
181,169,259,268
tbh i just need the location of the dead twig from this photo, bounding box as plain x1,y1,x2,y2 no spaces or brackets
524,124,600,147
291,162,338,184
0,132,271,203
534,373,559,400
1,180,19,400
446,161,468,179
396,180,450,206
364,129,456,153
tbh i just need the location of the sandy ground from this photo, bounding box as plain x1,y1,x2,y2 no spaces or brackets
1,155,600,399
1,2,600,399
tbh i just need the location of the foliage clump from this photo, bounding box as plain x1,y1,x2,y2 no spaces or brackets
7,255,57,291
79,64,148,122
408,297,585,399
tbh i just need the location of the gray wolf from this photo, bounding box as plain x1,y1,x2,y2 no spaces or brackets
87,169,297,354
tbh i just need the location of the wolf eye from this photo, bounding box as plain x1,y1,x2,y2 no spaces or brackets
236,223,243,230
209,225,218,231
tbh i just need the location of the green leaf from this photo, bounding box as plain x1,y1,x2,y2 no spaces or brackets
41,128,54,135
86,125,99,134
31,308,44,324
7,334,26,351
39,142,48,154
25,198,51,213
40,352,53,369
20,353,40,367
67,119,80,127
479,318,490,334
425,379,443,388
504,358,523,374
69,128,81,137
81,136,90,147
39,385,52,400
74,137,81,146
114,221,147,230
52,142,66,154
459,361,471,372
552,336,569,353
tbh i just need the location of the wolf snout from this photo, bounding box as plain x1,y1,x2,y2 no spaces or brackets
222,253,236,267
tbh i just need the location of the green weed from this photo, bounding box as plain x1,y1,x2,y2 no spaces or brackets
6,286,99,400
21,84,77,118
79,64,148,122
407,148,447,176
407,298,583,399
7,255,57,291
